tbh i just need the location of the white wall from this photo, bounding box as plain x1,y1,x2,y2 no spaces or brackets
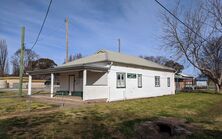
196,81,207,87
107,65,175,101
59,71,83,92
59,74,69,90
58,64,175,102
86,71,107,85
83,70,108,101
83,86,108,100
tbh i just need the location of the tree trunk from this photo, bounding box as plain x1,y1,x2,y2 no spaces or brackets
215,84,222,93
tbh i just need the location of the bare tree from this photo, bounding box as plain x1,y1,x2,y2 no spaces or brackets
65,53,83,63
0,40,8,76
11,49,39,76
140,56,184,73
140,56,169,65
28,58,57,70
165,60,184,73
162,0,222,92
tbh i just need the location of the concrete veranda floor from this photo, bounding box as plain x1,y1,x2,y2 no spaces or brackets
31,94,88,108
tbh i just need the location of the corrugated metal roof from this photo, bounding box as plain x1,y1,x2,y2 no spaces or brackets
58,50,174,72
27,65,109,75
177,73,194,78
175,73,194,79
196,77,208,81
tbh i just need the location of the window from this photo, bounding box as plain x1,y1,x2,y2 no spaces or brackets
116,72,126,88
167,77,170,87
185,80,193,87
155,76,160,87
138,74,142,88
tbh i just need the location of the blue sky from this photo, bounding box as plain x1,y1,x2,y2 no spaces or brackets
0,0,200,75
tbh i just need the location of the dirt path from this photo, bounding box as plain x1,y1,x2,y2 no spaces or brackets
31,97,86,107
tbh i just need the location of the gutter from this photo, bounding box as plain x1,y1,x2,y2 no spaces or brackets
27,64,109,75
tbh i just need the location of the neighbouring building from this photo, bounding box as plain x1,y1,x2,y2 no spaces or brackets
175,73,194,91
0,77,46,89
195,75,216,90
27,50,175,102
195,76,208,89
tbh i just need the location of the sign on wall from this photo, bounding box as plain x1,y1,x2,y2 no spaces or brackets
127,73,136,79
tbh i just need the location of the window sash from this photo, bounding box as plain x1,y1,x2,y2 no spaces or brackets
138,74,142,88
116,73,126,88
155,76,160,87
167,77,170,87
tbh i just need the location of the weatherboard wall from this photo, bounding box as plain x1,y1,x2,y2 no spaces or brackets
107,65,175,101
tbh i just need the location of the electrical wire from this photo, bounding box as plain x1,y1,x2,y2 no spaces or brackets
154,0,210,44
30,0,53,50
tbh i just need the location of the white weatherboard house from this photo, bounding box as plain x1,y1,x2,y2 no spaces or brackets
27,50,175,102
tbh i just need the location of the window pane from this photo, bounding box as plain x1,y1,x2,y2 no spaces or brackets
167,77,170,87
122,73,126,87
117,74,120,80
121,74,124,80
138,74,142,88
155,76,160,87
117,73,126,88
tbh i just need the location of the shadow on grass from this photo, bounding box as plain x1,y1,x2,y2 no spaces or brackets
179,90,222,95
116,117,156,138
117,117,222,139
189,129,222,139
1,110,222,138
0,110,112,138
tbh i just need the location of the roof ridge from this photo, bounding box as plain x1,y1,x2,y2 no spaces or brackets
98,50,174,70
57,49,174,72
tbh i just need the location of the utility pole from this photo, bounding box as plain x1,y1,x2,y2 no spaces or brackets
19,27,25,96
118,38,121,53
65,17,69,63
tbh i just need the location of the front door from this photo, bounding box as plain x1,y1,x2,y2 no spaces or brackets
69,75,75,95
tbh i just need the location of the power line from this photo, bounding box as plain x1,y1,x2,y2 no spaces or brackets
154,0,210,44
30,0,53,50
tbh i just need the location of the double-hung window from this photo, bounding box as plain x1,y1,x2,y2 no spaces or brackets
138,74,142,88
155,76,160,87
116,72,126,88
167,77,170,87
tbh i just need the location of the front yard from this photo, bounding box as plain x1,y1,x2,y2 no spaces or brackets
0,97,58,118
0,92,222,138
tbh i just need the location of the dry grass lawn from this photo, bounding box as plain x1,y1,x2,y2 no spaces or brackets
0,92,222,138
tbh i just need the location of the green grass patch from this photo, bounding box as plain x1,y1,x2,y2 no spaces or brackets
0,93,222,138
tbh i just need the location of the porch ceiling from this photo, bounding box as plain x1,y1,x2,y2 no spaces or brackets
27,64,109,75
